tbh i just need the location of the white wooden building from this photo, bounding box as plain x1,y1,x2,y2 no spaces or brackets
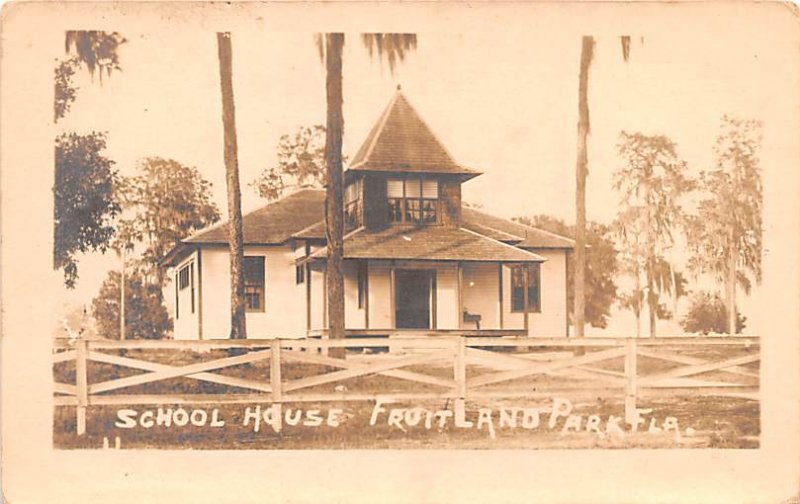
162,90,574,340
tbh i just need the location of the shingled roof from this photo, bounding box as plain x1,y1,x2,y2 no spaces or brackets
291,210,573,250
305,225,545,263
184,189,325,245
348,90,481,179
461,207,575,249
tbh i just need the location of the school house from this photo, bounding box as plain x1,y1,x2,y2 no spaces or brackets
162,90,574,340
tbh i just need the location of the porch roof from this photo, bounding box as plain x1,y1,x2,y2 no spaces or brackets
304,225,546,263
293,210,573,250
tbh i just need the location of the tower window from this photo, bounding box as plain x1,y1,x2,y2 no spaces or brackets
387,177,439,224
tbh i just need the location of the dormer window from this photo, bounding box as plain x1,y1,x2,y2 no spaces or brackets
387,177,439,224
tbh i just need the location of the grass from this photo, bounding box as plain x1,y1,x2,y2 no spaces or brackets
52,344,760,450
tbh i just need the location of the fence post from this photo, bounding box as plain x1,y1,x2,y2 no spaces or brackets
75,336,89,436
454,337,467,421
270,339,283,432
624,337,637,425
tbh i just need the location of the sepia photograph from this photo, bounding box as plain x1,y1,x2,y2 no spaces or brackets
2,1,799,502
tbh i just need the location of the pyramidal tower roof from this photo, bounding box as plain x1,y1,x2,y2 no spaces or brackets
348,88,481,179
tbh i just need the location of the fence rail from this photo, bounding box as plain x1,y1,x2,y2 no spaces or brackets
53,335,760,435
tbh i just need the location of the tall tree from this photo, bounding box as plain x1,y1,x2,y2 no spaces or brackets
53,31,126,287
515,216,618,329
115,157,221,285
54,132,120,288
687,116,763,334
613,132,693,337
573,35,636,340
315,33,416,356
573,36,594,340
217,32,247,340
251,125,327,201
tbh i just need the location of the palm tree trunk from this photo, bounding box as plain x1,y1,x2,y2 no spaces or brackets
324,33,346,358
726,225,737,334
574,35,594,341
634,264,641,338
217,32,246,340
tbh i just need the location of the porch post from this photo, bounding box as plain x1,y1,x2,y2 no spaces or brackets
457,262,464,330
523,264,530,334
431,272,438,330
389,261,396,329
322,266,328,331
305,264,312,332
498,262,504,330
363,260,370,329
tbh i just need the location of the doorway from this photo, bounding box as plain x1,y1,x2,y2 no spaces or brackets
394,269,435,329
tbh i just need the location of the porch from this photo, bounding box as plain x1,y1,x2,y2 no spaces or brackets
302,258,545,336
306,328,528,338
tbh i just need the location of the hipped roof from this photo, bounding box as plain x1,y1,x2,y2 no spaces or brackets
293,208,574,250
460,207,575,249
184,189,325,245
347,90,481,179
304,225,545,263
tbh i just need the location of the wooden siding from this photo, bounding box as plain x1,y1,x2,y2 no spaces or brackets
363,174,388,230
440,178,462,227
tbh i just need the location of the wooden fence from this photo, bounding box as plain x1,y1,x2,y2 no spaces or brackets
53,335,760,435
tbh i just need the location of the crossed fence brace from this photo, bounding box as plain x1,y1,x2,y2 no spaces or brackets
53,336,760,435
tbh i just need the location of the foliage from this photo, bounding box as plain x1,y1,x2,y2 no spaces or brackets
116,157,220,284
56,31,126,122
681,291,746,335
54,31,127,286
53,132,120,288
360,34,418,73
686,116,763,294
54,58,79,121
251,125,327,200
92,270,172,340
514,216,618,329
613,132,694,336
619,255,689,322
65,31,127,80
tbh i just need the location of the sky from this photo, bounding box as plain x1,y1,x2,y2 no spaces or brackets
55,9,798,335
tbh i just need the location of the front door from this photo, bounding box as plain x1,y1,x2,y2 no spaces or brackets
395,270,434,329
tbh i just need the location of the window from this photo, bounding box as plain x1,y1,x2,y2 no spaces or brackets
357,263,367,309
387,177,439,224
244,257,265,312
344,178,363,231
511,264,541,312
178,265,191,290
176,263,195,316
296,264,305,285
